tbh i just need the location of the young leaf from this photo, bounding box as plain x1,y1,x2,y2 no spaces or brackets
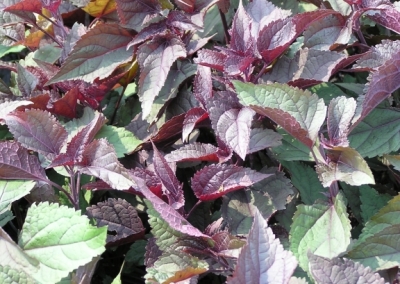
290,193,351,274
164,143,220,163
234,81,326,148
316,147,375,187
79,139,135,190
152,142,184,210
308,253,385,284
0,141,47,182
0,180,35,214
46,23,134,84
5,109,67,157
86,198,145,246
191,164,271,201
137,34,187,119
230,1,253,54
19,202,107,284
227,210,297,284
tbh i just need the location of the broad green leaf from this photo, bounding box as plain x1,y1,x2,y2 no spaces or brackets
234,81,326,148
383,154,400,171
145,251,208,284
95,125,141,158
271,129,314,161
349,108,400,158
308,82,348,105
0,265,36,284
316,147,375,187
281,161,327,205
0,180,35,214
360,186,391,223
0,210,13,227
290,192,351,273
0,44,25,58
227,210,297,284
46,23,134,84
19,202,107,283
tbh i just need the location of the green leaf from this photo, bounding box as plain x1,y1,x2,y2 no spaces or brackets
308,82,347,105
0,44,25,58
281,161,327,205
271,129,314,161
0,265,36,284
360,186,391,223
290,192,351,274
0,210,13,227
46,23,134,84
316,147,375,187
234,81,326,148
19,202,107,283
95,125,141,158
0,180,36,214
349,108,400,158
383,154,400,171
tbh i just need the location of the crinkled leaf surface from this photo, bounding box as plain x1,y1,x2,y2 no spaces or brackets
95,125,141,158
115,0,162,31
0,264,36,284
353,40,400,71
290,193,351,273
0,141,47,181
46,23,134,84
79,139,135,190
191,164,271,201
234,81,326,148
229,2,253,54
137,34,187,119
360,186,391,223
193,65,212,108
0,180,35,214
86,198,145,245
247,128,282,154
165,143,219,163
19,202,107,284
6,109,67,157
316,147,375,187
227,210,297,284
308,253,385,284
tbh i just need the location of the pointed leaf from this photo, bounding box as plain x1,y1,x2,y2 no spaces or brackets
0,141,47,181
308,253,385,284
230,2,253,54
316,147,375,187
0,180,35,214
217,107,254,160
290,193,351,273
194,49,226,72
182,107,208,142
6,109,67,157
46,23,134,84
353,40,400,71
234,81,327,148
79,139,135,190
137,34,187,118
86,198,145,246
227,210,297,284
0,100,32,122
19,202,107,284
115,0,162,31
152,143,184,210
327,96,356,147
165,143,219,163
191,164,271,201
193,64,212,108
247,127,282,154
16,63,38,97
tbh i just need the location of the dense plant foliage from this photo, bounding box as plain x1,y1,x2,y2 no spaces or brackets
1,0,400,283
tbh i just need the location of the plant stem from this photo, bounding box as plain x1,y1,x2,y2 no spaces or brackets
110,85,127,125
47,179,76,207
219,9,230,44
186,200,202,219
252,62,268,83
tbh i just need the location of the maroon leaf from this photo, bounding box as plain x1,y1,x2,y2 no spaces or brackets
79,139,136,190
224,52,255,75
16,63,39,97
145,237,162,268
0,141,47,181
191,164,271,201
4,0,42,14
129,168,163,198
165,143,220,163
247,128,282,154
217,107,255,160
86,198,146,246
207,91,241,134
131,176,211,239
152,143,184,210
126,20,168,49
193,65,212,108
167,10,202,30
194,49,226,72
115,0,162,31
137,34,187,119
353,40,400,71
182,107,208,142
365,7,400,34
49,111,106,167
230,2,253,55
151,113,186,144
5,109,67,158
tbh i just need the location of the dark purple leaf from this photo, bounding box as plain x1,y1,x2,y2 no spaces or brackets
16,63,38,97
152,113,186,144
152,142,184,210
365,7,400,34
194,49,226,71
165,143,219,163
191,164,271,201
131,176,211,239
217,107,254,160
167,10,202,30
193,65,212,108
182,107,208,142
227,210,297,284
224,52,255,75
353,40,400,71
79,139,135,190
174,0,196,13
61,22,87,62
230,2,253,55
0,141,47,181
186,34,214,56
115,0,162,31
86,198,145,246
137,34,187,119
49,111,106,167
4,0,42,14
125,113,156,141
207,91,241,133
247,128,282,154
126,20,168,49
145,237,162,268
5,109,67,158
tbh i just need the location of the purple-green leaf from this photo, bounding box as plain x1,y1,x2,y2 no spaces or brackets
115,0,162,31
247,128,282,154
165,143,219,163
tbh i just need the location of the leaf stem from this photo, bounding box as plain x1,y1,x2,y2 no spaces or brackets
252,62,268,83
46,179,76,207
186,200,202,219
219,9,230,44
110,85,127,125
